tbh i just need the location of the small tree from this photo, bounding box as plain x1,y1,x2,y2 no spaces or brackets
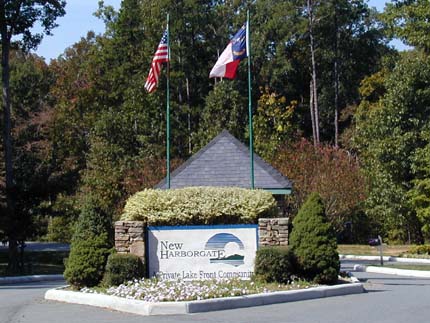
273,138,367,234
289,192,339,284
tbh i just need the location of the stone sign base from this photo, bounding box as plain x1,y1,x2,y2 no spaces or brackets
114,221,145,261
115,218,289,260
258,218,289,246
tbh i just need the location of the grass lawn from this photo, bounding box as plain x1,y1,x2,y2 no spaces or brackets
337,244,413,256
375,263,430,271
0,250,68,276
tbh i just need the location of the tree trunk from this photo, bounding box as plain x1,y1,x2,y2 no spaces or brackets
310,81,317,146
308,0,320,145
186,77,192,154
333,0,340,148
1,5,18,274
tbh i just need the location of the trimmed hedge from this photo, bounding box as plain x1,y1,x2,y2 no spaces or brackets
254,247,295,283
103,253,145,286
121,187,278,225
289,193,340,284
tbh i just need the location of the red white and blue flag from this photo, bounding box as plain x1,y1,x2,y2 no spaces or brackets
145,29,169,93
209,24,248,79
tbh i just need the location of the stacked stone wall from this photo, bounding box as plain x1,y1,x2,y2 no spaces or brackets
114,221,145,260
258,218,289,246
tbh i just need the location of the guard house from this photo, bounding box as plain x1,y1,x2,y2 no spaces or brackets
156,129,292,217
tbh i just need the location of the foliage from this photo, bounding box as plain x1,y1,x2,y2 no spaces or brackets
1,0,66,274
254,247,295,284
121,157,183,197
121,187,278,225
103,253,145,287
408,143,430,241
72,196,112,243
289,193,340,284
195,81,247,151
0,0,401,252
353,51,430,243
407,245,430,256
63,195,113,288
382,0,430,52
314,0,390,141
64,233,112,288
254,88,296,160
6,52,56,241
0,1,66,50
44,216,75,243
273,138,367,233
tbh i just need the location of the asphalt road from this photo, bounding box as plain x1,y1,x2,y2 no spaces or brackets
0,242,70,252
2,270,430,323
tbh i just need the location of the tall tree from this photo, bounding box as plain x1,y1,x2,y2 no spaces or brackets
307,0,320,145
353,52,430,243
314,0,389,144
0,0,65,273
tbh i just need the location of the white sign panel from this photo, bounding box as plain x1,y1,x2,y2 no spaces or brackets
147,225,258,280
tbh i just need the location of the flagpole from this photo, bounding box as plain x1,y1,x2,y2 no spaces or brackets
166,14,171,189
247,10,255,189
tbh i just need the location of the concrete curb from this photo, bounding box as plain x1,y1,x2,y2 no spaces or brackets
353,264,430,278
347,272,360,283
340,254,430,264
0,274,64,285
45,283,364,315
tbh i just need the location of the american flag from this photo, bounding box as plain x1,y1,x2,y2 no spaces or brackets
145,29,169,93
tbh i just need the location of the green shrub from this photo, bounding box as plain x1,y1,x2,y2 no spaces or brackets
121,187,278,225
64,196,113,288
407,245,430,255
64,233,111,288
254,247,295,283
289,193,340,284
103,253,145,286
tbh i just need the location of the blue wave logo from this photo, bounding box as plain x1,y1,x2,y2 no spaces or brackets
205,233,245,267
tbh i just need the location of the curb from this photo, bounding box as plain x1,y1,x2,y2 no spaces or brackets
340,254,430,264
353,264,430,278
347,272,360,283
0,274,64,285
45,283,364,315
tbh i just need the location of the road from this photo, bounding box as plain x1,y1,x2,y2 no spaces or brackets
0,242,69,252
2,269,430,323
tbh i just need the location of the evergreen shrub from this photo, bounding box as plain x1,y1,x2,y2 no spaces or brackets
64,233,111,288
64,197,113,288
103,253,145,286
121,187,277,225
289,193,340,284
254,247,295,283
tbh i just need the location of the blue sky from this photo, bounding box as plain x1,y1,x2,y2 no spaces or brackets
33,0,122,61
32,0,407,62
